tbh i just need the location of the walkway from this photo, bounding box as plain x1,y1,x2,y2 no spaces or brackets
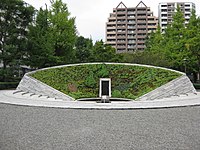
1,103,200,150
0,90,200,109
1,90,200,149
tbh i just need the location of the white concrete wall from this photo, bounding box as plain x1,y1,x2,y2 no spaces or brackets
137,75,196,101
17,74,74,101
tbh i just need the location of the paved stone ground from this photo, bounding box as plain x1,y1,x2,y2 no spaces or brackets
1,103,200,150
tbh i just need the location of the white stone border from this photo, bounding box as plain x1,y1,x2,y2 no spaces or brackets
17,73,74,101
17,62,195,101
27,62,185,75
136,75,196,101
1,90,200,109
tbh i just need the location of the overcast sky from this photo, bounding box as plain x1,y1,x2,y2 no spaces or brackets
24,0,200,42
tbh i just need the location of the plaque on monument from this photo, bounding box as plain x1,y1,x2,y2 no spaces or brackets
99,78,111,97
102,81,109,96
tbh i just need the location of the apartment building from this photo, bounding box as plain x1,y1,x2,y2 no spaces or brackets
158,2,196,32
106,1,158,53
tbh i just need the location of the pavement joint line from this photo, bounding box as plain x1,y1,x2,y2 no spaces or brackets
21,92,29,95
30,93,36,96
12,90,23,94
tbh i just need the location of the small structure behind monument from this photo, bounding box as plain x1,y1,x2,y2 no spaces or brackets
99,78,111,103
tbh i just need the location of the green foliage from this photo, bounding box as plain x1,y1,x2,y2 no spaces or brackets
91,40,123,62
97,64,109,77
146,25,163,52
0,0,35,81
145,6,200,75
31,64,181,100
84,71,96,88
112,90,122,98
49,0,77,63
184,10,200,75
122,51,170,68
193,83,200,89
0,82,19,90
27,8,57,68
75,36,93,63
27,0,77,68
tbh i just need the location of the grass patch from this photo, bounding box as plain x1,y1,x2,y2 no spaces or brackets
30,64,181,100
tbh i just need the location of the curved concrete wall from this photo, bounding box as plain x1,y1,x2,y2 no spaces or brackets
17,74,74,101
136,75,196,101
17,63,196,101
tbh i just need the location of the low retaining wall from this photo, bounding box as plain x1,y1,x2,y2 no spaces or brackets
137,75,196,101
17,74,74,101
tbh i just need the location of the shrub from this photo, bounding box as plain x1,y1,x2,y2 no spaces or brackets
112,90,122,98
84,71,96,88
0,82,19,90
193,83,200,89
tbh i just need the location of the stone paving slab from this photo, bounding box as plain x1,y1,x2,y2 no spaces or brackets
0,90,200,109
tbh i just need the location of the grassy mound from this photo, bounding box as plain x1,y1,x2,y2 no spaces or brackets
30,63,181,100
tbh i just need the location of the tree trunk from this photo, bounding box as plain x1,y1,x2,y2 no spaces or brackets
2,60,7,81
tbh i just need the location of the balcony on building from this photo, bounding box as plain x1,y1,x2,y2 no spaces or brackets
127,19,136,24
106,39,116,43
117,14,126,19
116,10,127,15
106,35,116,39
107,25,116,30
128,45,136,49
127,36,136,39
127,25,135,29
117,39,126,43
160,4,167,8
107,30,116,35
127,15,135,19
117,25,126,29
117,34,126,39
127,11,135,15
128,39,136,43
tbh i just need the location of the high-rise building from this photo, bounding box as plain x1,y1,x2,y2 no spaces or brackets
106,1,158,53
158,2,196,32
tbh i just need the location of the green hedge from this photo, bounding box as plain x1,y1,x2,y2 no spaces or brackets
0,82,19,90
193,83,200,89
30,64,181,100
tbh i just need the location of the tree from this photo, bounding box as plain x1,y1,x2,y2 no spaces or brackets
122,51,170,67
163,5,187,70
92,40,123,62
145,25,163,52
27,8,57,68
146,5,191,71
75,36,93,63
27,0,77,68
185,10,200,81
49,0,77,64
0,0,35,81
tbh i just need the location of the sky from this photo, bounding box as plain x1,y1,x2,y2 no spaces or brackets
24,0,200,42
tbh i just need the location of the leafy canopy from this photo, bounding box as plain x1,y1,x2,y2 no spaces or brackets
0,0,34,81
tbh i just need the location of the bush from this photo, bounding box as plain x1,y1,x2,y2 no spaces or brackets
112,90,122,98
84,71,96,88
193,83,200,89
0,82,19,90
